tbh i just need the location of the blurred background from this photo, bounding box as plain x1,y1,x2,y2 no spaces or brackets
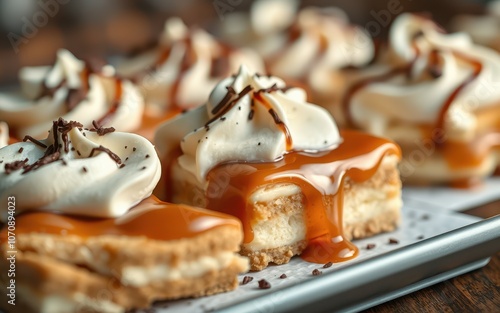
0,0,491,84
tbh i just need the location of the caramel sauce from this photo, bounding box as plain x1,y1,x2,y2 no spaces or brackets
0,196,240,242
96,78,123,127
253,92,293,150
202,130,400,264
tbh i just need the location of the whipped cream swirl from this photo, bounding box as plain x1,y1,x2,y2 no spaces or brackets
346,13,500,136
0,49,144,139
155,65,341,183
0,118,161,220
0,122,8,149
118,18,264,112
222,3,373,93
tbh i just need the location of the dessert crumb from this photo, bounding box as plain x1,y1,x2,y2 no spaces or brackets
258,279,271,289
312,269,322,276
241,276,253,285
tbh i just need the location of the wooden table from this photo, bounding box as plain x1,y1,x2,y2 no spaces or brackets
363,201,500,313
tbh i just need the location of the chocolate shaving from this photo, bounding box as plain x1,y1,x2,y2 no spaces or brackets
17,147,24,153
22,152,60,174
254,83,279,94
241,276,253,285
211,86,236,115
388,238,399,245
248,109,255,121
279,274,287,279
417,235,424,240
366,243,376,250
312,269,322,276
88,145,122,164
22,136,47,148
82,166,88,173
206,85,254,126
258,279,271,289
4,158,29,174
90,120,115,136
145,154,150,158
323,262,333,268
133,147,137,152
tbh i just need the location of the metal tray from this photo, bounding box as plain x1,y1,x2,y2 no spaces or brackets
151,179,500,313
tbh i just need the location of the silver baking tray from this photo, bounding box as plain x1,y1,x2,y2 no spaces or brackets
151,179,500,313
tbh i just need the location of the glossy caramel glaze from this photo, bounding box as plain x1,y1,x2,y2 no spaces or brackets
201,130,400,264
0,196,241,242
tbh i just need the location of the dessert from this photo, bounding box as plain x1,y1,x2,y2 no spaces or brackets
0,122,9,148
340,13,500,186
117,18,264,139
0,49,144,140
155,66,402,270
221,2,374,106
0,118,248,313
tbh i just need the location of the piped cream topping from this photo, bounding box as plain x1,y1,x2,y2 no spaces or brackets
0,49,144,139
155,65,341,183
346,13,500,137
0,118,161,221
117,18,264,112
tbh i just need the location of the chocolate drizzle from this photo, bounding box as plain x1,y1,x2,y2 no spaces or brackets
90,120,116,136
88,146,122,164
22,136,47,148
4,159,29,174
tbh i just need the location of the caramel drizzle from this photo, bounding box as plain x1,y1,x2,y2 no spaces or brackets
95,78,123,127
203,130,401,264
435,52,482,130
0,196,241,242
146,31,237,111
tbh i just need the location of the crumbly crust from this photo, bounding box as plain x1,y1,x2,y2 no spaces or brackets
0,221,248,312
0,249,247,313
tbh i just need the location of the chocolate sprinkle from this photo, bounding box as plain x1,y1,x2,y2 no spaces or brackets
145,154,150,158
133,147,137,152
211,86,236,115
323,262,333,268
22,135,47,148
119,164,126,169
389,238,399,245
417,235,425,240
279,274,287,279
248,109,255,121
90,120,115,136
82,166,88,173
241,276,253,285
22,152,60,174
141,166,146,170
18,147,24,153
366,243,376,250
4,158,29,174
220,117,226,121
258,279,271,289
312,269,322,276
88,145,122,164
